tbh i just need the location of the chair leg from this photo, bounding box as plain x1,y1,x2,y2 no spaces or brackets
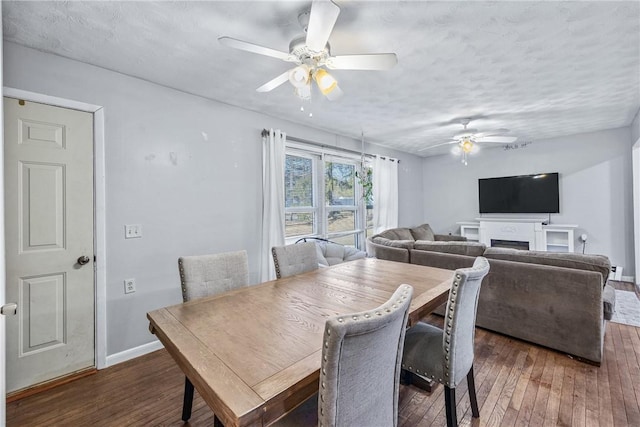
444,385,458,427
182,376,195,421
467,366,480,418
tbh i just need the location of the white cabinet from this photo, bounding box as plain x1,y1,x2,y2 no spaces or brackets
543,226,576,253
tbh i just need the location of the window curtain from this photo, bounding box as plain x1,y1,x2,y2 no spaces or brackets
372,155,398,234
260,129,286,282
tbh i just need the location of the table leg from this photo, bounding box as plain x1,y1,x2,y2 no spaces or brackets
182,377,194,421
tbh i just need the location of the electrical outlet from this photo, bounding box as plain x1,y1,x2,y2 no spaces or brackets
124,224,142,239
124,278,136,294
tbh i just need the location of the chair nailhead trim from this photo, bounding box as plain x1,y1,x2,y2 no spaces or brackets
271,248,282,278
443,270,465,385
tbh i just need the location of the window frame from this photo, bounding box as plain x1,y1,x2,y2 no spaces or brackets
284,148,321,239
284,142,367,250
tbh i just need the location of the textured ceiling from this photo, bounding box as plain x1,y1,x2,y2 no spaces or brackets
3,1,640,157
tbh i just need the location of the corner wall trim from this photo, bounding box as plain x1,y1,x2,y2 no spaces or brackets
105,340,164,367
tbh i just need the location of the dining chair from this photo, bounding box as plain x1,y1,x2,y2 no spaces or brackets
271,241,319,278
177,250,249,423
273,284,414,427
401,256,490,427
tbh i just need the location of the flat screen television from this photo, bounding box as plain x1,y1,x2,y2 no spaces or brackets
478,173,559,214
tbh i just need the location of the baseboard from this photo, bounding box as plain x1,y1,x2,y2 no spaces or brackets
621,275,635,283
105,340,164,367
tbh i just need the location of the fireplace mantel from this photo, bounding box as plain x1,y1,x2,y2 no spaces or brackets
458,218,578,252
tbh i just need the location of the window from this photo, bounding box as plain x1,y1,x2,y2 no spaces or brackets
284,153,317,238
284,144,369,249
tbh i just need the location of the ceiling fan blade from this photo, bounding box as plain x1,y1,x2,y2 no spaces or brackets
418,141,458,152
326,53,398,70
306,0,340,52
218,36,295,62
474,128,511,138
256,71,290,92
475,136,518,144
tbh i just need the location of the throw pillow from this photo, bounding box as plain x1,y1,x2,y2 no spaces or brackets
410,224,435,241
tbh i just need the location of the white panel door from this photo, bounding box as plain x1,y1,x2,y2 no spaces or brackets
4,97,94,393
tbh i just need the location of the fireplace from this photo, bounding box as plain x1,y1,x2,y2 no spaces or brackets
491,239,530,250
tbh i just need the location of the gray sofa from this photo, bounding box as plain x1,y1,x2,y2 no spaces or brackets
366,224,475,263
369,225,615,365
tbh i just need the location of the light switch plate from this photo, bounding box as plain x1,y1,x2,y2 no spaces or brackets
125,224,142,239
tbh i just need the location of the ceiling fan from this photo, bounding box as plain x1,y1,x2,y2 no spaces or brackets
421,118,518,165
218,0,397,101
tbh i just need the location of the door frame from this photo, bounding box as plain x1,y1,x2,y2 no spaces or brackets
3,87,107,369
634,137,640,289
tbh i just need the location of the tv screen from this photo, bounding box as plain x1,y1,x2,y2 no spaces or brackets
478,173,559,214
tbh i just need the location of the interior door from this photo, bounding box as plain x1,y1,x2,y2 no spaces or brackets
3,97,95,393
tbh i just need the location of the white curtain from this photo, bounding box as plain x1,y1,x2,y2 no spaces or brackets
372,155,399,234
260,129,286,282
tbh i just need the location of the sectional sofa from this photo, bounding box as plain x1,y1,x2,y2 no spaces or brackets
367,224,615,364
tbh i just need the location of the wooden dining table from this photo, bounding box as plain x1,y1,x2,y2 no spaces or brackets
147,257,454,427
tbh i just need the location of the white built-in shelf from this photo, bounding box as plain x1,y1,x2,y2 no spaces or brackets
458,222,480,242
543,226,577,253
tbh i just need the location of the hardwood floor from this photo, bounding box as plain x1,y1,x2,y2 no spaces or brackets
7,316,640,426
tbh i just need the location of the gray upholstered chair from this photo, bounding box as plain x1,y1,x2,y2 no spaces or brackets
274,284,414,427
314,240,367,266
401,257,490,427
271,241,319,278
177,250,249,422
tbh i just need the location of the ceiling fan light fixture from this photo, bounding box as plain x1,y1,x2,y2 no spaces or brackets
294,84,311,100
461,138,474,153
288,65,311,88
313,68,338,95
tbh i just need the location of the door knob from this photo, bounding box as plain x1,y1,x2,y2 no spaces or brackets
1,303,18,316
77,255,91,265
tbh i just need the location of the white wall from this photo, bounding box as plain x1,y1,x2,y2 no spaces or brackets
3,42,424,357
423,127,635,276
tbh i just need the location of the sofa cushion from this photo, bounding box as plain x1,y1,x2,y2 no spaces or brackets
372,237,415,249
602,284,616,320
414,241,486,257
376,227,415,241
410,224,435,241
435,234,467,242
483,247,611,282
